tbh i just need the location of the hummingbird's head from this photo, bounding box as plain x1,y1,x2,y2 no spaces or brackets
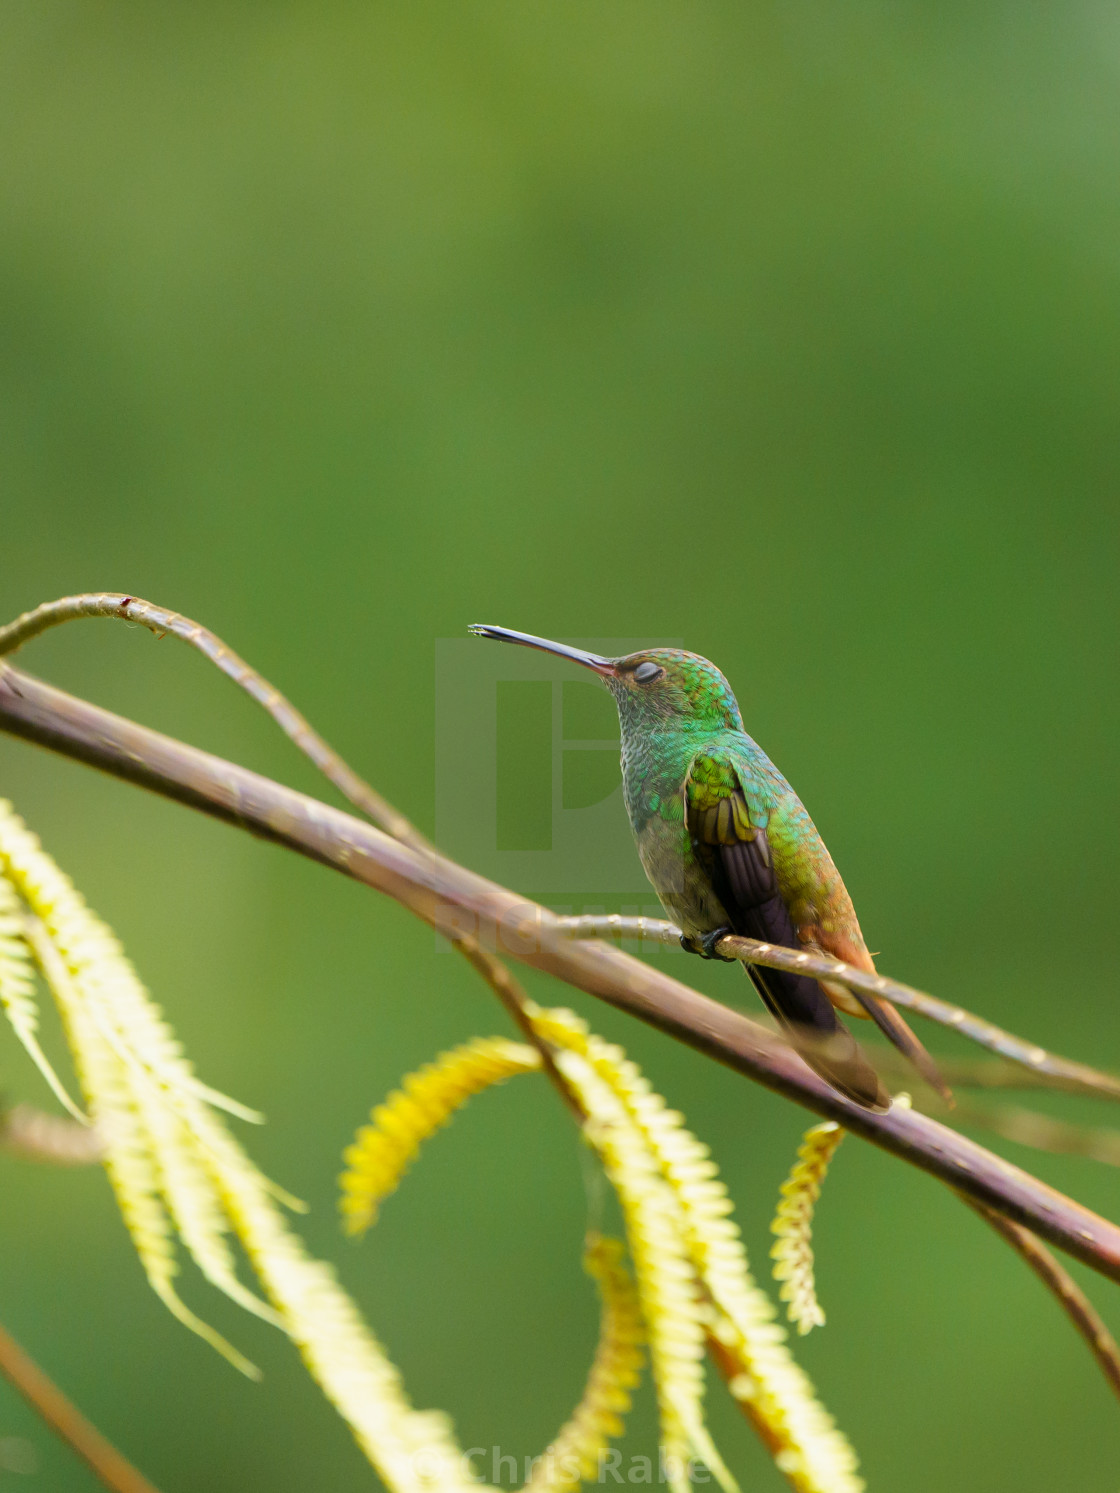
604,647,744,734
469,627,744,735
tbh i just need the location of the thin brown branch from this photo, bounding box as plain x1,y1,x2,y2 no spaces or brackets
0,1105,104,1165
871,1072,1120,1167
744,1037,1120,1168
0,592,417,844
868,1049,1120,1099
0,1318,164,1493
554,914,1120,1102
0,594,586,1127
961,1196,1120,1403
13,599,509,1159
3,663,1120,1285
448,934,587,1122
952,1100,1120,1167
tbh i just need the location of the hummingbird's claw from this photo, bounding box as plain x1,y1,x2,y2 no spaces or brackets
697,926,737,961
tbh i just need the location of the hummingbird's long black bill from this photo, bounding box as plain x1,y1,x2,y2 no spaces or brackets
469,625,616,677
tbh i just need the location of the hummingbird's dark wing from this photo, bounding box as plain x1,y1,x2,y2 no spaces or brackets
685,753,890,1111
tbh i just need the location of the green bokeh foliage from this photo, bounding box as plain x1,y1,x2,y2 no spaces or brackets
1,3,1119,1489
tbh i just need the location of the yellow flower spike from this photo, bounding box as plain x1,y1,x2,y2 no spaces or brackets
339,1036,541,1235
0,802,485,1492
549,1046,737,1493
0,867,85,1120
530,1006,863,1493
0,803,256,1127
771,1123,846,1337
0,817,266,1374
193,1099,483,1493
339,1041,653,1492
525,1235,645,1493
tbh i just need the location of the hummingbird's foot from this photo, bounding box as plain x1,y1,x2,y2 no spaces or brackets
681,926,737,961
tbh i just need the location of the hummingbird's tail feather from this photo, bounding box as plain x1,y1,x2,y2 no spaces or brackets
746,965,891,1112
847,990,954,1106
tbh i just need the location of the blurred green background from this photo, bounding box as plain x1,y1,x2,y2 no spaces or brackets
2,3,1120,1488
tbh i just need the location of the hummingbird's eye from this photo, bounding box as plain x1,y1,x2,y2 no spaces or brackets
632,661,663,683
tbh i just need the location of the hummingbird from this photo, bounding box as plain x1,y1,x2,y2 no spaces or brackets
470,625,949,1112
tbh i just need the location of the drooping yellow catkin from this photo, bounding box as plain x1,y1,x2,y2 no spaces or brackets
0,802,268,1373
192,1098,483,1493
770,1123,845,1336
525,1235,645,1493
341,1042,659,1493
550,1044,736,1493
531,1006,864,1493
0,801,489,1492
339,1036,541,1235
0,866,84,1119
